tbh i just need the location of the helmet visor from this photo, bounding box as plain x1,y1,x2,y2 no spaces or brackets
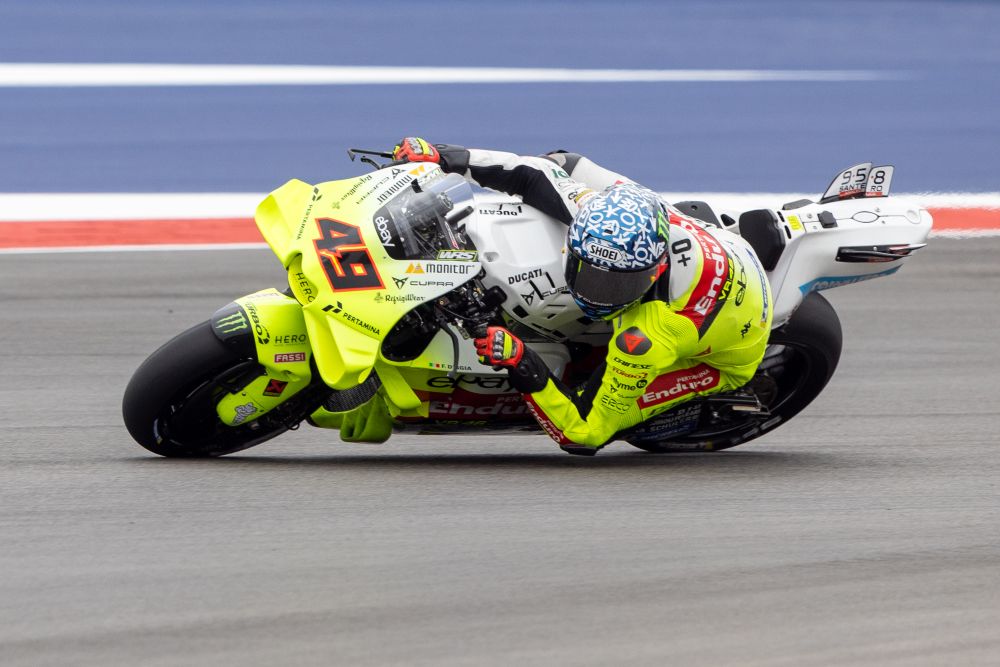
565,252,659,314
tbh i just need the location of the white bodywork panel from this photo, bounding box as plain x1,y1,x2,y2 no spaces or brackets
718,196,932,326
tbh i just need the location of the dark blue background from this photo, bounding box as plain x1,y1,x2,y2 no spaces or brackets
1,0,997,193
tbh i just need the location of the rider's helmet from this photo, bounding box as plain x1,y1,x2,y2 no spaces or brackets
565,183,668,319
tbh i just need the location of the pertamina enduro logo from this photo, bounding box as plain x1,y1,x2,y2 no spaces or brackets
637,364,721,409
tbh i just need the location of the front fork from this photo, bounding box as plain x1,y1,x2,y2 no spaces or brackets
210,288,316,427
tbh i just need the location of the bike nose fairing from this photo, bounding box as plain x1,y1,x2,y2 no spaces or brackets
254,165,481,393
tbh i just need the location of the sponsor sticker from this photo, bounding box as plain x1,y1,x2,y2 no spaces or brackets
524,395,572,445
232,402,257,425
600,394,630,414
263,379,288,397
274,352,307,363
244,303,270,345
214,311,248,336
584,239,622,264
508,268,544,285
637,365,721,409
273,333,308,346
406,262,477,275
615,326,652,355
323,301,381,336
436,249,478,261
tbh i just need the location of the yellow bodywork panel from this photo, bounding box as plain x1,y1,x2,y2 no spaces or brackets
215,289,313,426
253,167,480,414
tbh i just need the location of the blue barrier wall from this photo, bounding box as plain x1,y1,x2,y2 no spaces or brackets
0,1,996,193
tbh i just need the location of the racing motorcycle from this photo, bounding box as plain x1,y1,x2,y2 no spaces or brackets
122,153,932,456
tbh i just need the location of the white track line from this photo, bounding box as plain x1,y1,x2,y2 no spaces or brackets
0,63,895,87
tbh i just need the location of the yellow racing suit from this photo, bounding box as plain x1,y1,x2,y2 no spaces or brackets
434,146,774,451
519,211,772,450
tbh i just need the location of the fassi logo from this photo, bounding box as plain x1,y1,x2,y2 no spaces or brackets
637,364,721,409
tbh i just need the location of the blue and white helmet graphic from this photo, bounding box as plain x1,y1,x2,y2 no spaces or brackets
564,184,669,319
567,183,667,271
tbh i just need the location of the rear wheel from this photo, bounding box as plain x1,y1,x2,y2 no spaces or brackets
122,321,328,457
629,292,842,452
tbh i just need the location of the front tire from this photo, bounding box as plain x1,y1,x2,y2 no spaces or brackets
123,321,325,457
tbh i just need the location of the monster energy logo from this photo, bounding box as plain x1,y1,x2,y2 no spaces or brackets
216,312,249,334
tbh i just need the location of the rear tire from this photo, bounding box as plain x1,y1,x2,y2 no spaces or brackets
123,321,323,457
629,292,842,452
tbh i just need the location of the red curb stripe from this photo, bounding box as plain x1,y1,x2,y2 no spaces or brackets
0,207,997,249
925,207,1000,230
0,217,259,248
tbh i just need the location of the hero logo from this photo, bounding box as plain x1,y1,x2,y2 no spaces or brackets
637,365,721,409
274,333,307,346
585,240,621,264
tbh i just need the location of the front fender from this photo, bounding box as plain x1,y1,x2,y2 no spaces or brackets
209,289,314,426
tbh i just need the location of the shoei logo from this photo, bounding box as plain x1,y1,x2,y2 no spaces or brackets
584,239,622,264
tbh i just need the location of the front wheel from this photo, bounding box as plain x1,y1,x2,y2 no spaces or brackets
629,292,843,453
122,320,329,457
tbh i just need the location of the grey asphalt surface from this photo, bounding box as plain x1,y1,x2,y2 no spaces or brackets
2,238,998,666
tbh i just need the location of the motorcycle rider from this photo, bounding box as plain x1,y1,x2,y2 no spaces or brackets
336,137,773,455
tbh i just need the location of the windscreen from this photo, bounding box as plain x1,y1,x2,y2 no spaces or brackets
380,173,476,261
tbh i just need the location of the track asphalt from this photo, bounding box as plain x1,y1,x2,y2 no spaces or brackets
1,240,998,665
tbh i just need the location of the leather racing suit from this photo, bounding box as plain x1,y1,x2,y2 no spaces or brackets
434,145,774,452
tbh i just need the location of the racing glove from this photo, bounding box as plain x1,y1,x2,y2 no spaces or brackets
474,326,550,393
475,326,525,369
392,137,440,164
